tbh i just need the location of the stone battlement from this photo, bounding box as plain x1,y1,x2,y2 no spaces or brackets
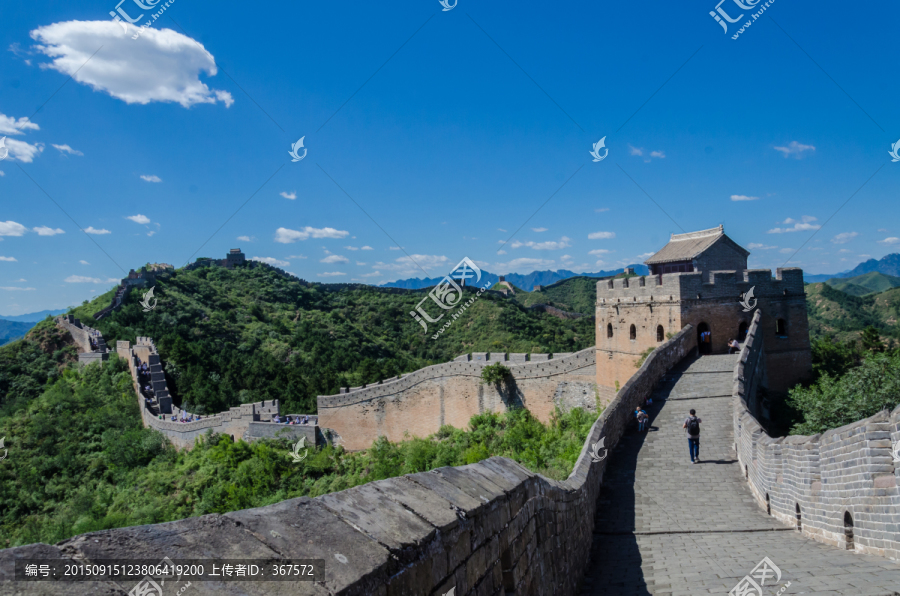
598,268,805,301
57,315,110,365
734,309,900,560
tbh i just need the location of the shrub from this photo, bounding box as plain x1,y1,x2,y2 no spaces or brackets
480,362,511,385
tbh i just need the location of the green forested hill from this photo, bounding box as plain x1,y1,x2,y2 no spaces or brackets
513,276,601,314
825,271,900,296
62,265,594,415
805,282,900,343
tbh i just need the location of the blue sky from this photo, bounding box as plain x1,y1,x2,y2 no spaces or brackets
1,0,899,314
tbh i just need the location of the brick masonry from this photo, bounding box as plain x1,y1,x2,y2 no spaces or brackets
317,350,604,451
735,309,900,561
596,267,811,393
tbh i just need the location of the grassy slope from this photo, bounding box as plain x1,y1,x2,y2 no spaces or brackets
66,265,594,415
805,282,900,343
825,271,900,296
513,276,600,314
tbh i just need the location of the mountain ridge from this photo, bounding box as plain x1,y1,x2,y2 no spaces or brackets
381,265,650,292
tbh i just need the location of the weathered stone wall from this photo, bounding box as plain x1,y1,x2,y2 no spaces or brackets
734,310,900,561
317,349,599,451
0,326,697,596
57,316,110,365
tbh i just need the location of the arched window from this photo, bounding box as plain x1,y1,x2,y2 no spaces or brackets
657,325,664,342
844,511,854,550
795,503,801,531
629,324,636,340
765,493,771,516
607,323,613,338
775,318,788,337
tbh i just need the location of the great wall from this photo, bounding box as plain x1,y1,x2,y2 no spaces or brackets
3,238,899,594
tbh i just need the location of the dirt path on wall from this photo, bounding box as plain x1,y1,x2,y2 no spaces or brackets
580,354,900,595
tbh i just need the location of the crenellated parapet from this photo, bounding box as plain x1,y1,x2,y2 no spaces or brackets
734,310,900,560
597,268,805,302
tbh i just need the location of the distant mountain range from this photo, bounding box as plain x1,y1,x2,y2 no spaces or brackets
804,253,900,283
0,309,67,322
381,265,650,292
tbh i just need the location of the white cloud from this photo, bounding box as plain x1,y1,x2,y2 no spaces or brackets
595,208,609,213
79,260,90,265
0,171,4,176
64,275,118,283
31,21,234,108
361,246,374,251
831,232,858,244
650,150,665,159
388,246,402,250
511,236,571,250
774,141,815,158
0,221,28,236
878,237,900,245
374,254,450,275
236,235,254,242
321,254,349,264
250,256,289,267
0,286,35,291
838,249,851,253
84,226,111,235
52,143,83,156
0,113,39,135
768,216,820,233
588,231,615,240
280,191,297,200
588,249,612,256
628,144,643,156
359,271,382,277
497,228,507,232
878,228,888,233
560,254,573,261
0,256,17,262
747,243,777,250
493,257,555,275
274,226,349,243
531,227,548,232
497,250,507,255
126,214,151,224
140,174,162,183
730,194,759,201
356,261,367,266
4,138,44,162
33,226,65,236
595,260,606,267
779,248,794,254
318,271,346,277
285,254,308,259
344,246,359,251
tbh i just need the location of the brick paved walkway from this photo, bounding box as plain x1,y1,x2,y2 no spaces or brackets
580,355,900,596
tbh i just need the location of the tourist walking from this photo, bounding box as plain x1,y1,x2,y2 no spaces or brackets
635,407,648,432
683,409,702,463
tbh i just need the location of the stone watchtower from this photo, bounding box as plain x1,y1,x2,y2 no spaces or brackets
596,225,811,393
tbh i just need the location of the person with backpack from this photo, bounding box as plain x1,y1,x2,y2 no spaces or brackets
683,409,702,463
635,407,649,432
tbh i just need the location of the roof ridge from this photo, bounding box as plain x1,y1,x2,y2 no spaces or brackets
669,224,724,241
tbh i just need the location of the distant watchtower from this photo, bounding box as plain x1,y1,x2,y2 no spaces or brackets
225,248,246,268
596,225,811,393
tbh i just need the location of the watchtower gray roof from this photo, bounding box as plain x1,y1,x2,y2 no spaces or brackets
644,225,749,265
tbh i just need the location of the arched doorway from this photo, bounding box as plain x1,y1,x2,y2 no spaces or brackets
698,323,711,354
844,511,854,550
738,321,748,342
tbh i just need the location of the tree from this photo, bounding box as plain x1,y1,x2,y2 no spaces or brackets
861,326,885,354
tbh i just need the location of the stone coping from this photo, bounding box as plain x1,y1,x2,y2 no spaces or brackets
318,348,597,409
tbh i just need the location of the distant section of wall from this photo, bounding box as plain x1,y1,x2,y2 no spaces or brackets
0,327,697,596
57,316,109,365
317,349,599,451
734,309,900,561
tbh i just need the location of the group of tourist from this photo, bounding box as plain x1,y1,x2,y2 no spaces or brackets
271,415,316,425
159,413,201,423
